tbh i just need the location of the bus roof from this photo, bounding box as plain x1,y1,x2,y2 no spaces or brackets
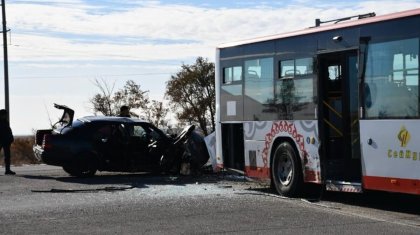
217,8,420,49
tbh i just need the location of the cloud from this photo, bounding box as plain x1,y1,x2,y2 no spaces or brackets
6,1,420,63
5,0,420,134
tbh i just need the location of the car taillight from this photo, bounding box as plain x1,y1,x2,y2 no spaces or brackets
42,134,52,150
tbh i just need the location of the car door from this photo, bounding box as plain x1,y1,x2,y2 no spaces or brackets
93,123,129,170
126,124,151,169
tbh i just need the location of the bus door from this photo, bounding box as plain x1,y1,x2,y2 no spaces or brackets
221,123,245,172
318,50,362,183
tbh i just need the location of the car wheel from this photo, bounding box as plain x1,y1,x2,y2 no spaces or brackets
63,153,98,177
63,165,97,177
271,142,303,197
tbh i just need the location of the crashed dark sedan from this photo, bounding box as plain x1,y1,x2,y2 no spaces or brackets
33,104,208,177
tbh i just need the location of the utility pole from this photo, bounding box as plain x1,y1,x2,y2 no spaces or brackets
1,0,9,120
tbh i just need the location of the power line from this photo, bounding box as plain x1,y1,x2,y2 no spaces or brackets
11,72,173,80
8,42,198,65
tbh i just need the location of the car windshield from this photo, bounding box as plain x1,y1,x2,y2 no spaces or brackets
127,124,164,141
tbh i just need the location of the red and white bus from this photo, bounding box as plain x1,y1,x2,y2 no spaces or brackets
215,8,420,196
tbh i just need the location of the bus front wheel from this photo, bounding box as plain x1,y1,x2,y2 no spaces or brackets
271,142,303,197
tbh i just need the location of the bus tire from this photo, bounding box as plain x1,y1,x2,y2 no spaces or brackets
271,142,303,197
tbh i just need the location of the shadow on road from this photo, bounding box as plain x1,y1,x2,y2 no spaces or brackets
247,184,420,216
22,170,232,192
22,169,420,216
320,190,420,215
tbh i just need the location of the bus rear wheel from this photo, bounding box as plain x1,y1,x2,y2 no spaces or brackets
271,142,303,197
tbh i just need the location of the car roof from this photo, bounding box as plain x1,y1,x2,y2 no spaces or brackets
77,116,150,124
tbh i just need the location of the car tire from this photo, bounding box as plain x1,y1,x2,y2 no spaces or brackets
271,142,303,197
63,153,98,177
63,165,97,177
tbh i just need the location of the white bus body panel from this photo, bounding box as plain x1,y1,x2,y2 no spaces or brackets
215,48,224,170
360,120,420,194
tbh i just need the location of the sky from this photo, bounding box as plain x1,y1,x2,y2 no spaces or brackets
1,0,420,135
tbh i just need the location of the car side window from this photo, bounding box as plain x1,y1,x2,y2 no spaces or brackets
113,124,129,142
126,125,147,142
93,124,113,142
129,125,144,137
148,128,161,141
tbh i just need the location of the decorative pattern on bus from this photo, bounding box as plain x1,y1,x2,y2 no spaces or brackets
244,120,317,140
244,121,269,139
261,121,306,168
243,120,321,183
300,120,318,139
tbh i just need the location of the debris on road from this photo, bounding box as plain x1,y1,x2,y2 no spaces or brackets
31,186,134,193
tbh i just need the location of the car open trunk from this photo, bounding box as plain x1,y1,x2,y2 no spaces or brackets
53,103,74,129
34,104,75,149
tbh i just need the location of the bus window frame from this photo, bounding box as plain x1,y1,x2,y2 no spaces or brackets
363,36,420,120
222,65,243,85
279,57,315,79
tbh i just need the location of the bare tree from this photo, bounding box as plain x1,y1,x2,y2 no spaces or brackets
90,79,149,117
90,78,116,116
165,57,215,135
145,100,169,127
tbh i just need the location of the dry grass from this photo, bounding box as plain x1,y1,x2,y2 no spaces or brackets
0,136,39,166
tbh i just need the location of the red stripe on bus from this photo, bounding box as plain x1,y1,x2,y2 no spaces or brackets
244,167,322,183
244,166,270,179
363,176,420,195
304,170,322,184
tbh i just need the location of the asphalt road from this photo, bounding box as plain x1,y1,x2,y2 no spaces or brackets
0,165,419,234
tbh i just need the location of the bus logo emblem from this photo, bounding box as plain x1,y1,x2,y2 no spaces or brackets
397,126,410,148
